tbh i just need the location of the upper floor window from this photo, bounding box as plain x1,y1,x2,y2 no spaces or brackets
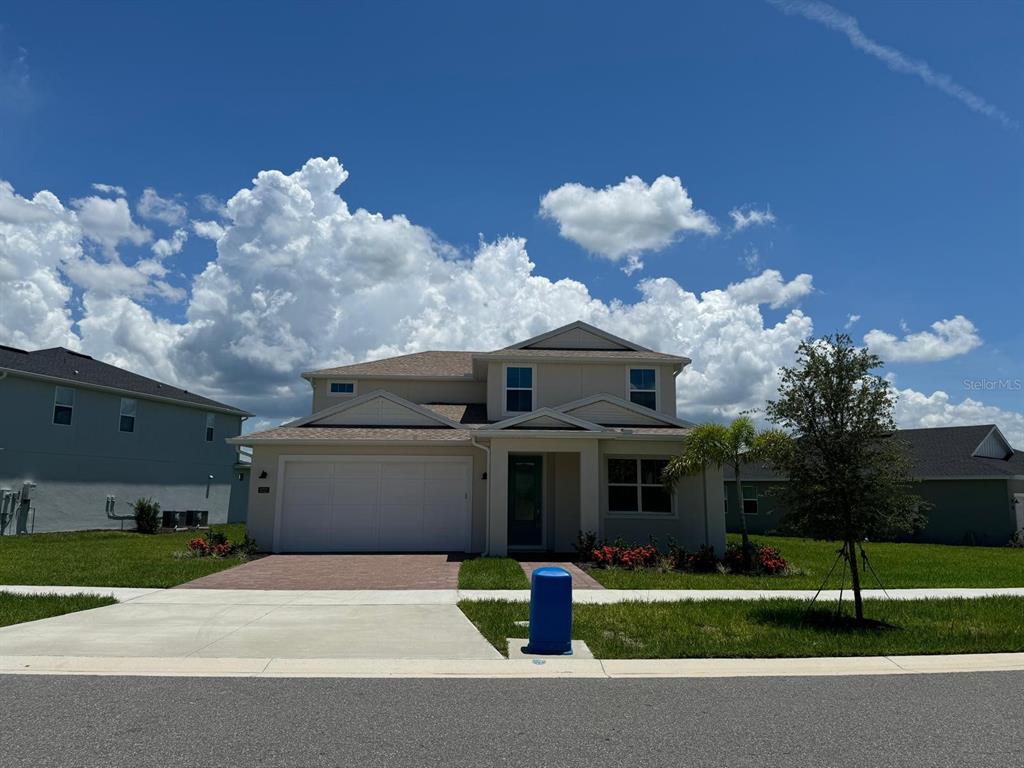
329,381,355,395
505,366,534,413
629,368,657,410
205,413,215,442
119,398,137,433
53,386,75,426
607,457,672,515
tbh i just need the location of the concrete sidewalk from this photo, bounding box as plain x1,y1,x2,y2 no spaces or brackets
5,584,1024,603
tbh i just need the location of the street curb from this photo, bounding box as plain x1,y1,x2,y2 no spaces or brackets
2,652,1023,679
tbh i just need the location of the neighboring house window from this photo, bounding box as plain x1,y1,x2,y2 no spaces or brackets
629,368,657,410
119,398,137,433
53,386,75,426
329,381,355,395
607,457,671,514
205,413,215,442
505,366,534,413
743,485,758,515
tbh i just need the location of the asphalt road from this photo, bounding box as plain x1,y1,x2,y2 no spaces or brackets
2,672,1021,767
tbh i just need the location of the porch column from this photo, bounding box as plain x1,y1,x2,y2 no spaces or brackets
487,440,509,556
578,439,600,539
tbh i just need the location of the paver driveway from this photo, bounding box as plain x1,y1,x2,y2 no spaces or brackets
178,554,462,590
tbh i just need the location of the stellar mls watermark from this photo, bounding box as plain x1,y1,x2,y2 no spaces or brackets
962,378,1023,392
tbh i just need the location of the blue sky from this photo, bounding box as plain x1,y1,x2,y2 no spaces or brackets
1,1,1021,438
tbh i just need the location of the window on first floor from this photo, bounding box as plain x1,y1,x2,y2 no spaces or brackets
607,457,672,514
742,485,758,515
629,368,657,410
205,413,215,442
725,486,761,515
505,365,534,413
53,386,75,426
119,397,137,433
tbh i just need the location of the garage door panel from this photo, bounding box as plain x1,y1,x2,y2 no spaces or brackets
331,475,380,550
280,458,470,552
280,502,333,552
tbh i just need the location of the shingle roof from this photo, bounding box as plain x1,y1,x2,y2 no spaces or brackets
898,425,1023,478
236,425,473,442
476,349,686,362
725,425,1024,481
0,345,249,415
421,403,490,424
305,351,476,378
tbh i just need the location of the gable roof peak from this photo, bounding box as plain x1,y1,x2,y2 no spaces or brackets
503,320,653,352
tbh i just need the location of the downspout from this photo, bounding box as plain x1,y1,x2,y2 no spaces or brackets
471,437,491,556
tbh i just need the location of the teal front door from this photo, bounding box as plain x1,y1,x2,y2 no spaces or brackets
508,455,543,548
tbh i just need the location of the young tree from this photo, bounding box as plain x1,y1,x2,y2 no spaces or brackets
663,416,785,568
763,334,927,622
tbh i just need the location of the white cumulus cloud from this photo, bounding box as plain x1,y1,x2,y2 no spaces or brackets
3,157,1020,442
137,187,187,226
71,195,151,257
864,315,982,363
152,228,188,257
539,175,718,274
895,388,1024,448
191,219,226,240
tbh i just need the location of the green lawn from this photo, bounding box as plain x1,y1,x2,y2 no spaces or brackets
588,533,1024,589
0,524,249,588
458,557,530,589
459,596,1024,659
0,592,117,628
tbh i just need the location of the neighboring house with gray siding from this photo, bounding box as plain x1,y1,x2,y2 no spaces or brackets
725,425,1024,546
231,321,725,555
0,345,250,533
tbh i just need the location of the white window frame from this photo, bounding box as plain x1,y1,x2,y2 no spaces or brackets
627,367,658,411
327,380,357,397
606,455,676,518
119,397,137,433
742,485,759,515
503,363,536,416
205,413,215,442
52,386,75,427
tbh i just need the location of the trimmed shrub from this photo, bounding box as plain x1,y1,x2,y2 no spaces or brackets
132,497,160,535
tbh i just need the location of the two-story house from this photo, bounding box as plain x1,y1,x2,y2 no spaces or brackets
0,345,250,532
232,322,725,556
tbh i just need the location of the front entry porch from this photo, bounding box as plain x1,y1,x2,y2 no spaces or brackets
487,437,598,557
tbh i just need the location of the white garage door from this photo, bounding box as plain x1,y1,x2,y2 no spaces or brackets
277,457,471,552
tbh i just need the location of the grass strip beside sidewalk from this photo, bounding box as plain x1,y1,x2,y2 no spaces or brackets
459,596,1024,659
0,592,117,629
458,558,531,589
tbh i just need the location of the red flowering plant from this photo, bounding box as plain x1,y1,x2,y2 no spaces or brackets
178,530,259,560
187,537,209,555
722,541,790,575
589,541,660,569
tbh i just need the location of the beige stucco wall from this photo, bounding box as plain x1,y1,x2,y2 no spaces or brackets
310,378,487,413
485,361,679,420
599,439,725,553
246,443,487,553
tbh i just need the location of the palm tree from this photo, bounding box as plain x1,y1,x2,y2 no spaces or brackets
663,416,786,568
